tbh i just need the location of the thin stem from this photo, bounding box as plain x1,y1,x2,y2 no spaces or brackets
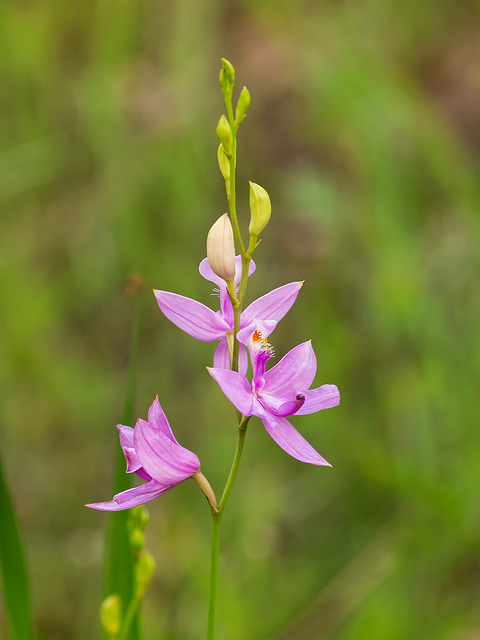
225,99,245,257
219,418,249,510
206,512,221,640
206,417,250,640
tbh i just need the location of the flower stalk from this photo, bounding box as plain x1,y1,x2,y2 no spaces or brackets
207,416,249,640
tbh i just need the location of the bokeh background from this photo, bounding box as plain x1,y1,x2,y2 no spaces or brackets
1,0,480,638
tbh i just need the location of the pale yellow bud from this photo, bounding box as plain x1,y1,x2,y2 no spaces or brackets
235,86,251,125
136,550,155,599
100,594,122,637
216,115,232,155
217,143,230,182
248,182,271,236
207,213,236,281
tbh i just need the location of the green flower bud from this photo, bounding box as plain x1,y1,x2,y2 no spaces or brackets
248,181,271,236
138,507,149,532
216,115,232,155
129,527,144,557
219,58,235,90
207,213,236,282
136,550,155,599
100,594,122,637
235,86,251,125
217,144,230,183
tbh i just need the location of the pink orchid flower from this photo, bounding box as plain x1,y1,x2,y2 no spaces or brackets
86,397,201,511
154,256,303,374
208,321,340,465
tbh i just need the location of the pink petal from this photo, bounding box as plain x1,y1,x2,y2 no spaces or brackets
207,368,254,416
261,413,331,466
237,319,277,346
199,256,255,286
263,341,317,398
213,339,249,375
86,480,171,511
213,337,231,369
295,385,340,415
238,343,249,376
154,290,230,340
241,281,303,327
118,425,143,473
134,420,200,485
147,396,178,443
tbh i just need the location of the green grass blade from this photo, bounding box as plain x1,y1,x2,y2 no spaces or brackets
0,451,34,640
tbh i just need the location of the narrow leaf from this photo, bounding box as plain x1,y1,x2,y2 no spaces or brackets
0,451,34,640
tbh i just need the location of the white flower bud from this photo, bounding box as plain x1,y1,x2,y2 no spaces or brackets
248,181,271,236
207,213,236,281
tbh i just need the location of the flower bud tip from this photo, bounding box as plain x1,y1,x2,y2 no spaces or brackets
207,213,236,281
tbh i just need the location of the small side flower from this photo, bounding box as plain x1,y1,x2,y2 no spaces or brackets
86,397,216,511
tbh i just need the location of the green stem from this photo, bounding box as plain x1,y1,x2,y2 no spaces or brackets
206,512,221,640
207,75,255,639
225,99,245,257
206,418,249,640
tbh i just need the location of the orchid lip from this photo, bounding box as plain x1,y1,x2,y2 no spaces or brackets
258,392,306,417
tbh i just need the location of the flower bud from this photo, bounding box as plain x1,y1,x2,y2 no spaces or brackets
129,527,144,558
248,181,271,236
207,213,236,282
235,86,251,125
216,115,232,155
217,143,230,183
100,594,122,637
136,550,155,599
219,58,235,97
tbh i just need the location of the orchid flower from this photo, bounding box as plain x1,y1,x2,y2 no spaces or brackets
154,256,303,374
207,321,340,465
86,397,210,511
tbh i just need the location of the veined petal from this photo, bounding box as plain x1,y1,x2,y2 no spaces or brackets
263,341,317,398
295,385,340,415
207,368,253,416
241,281,303,327
86,480,171,511
261,413,331,466
213,337,231,369
147,396,177,443
219,287,234,327
199,256,255,287
238,343,249,376
118,425,142,473
213,338,249,375
154,290,230,341
134,419,200,485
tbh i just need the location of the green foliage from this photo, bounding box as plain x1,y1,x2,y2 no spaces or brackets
1,0,480,639
0,453,34,640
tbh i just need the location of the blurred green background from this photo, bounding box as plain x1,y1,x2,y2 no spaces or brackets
1,0,480,638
